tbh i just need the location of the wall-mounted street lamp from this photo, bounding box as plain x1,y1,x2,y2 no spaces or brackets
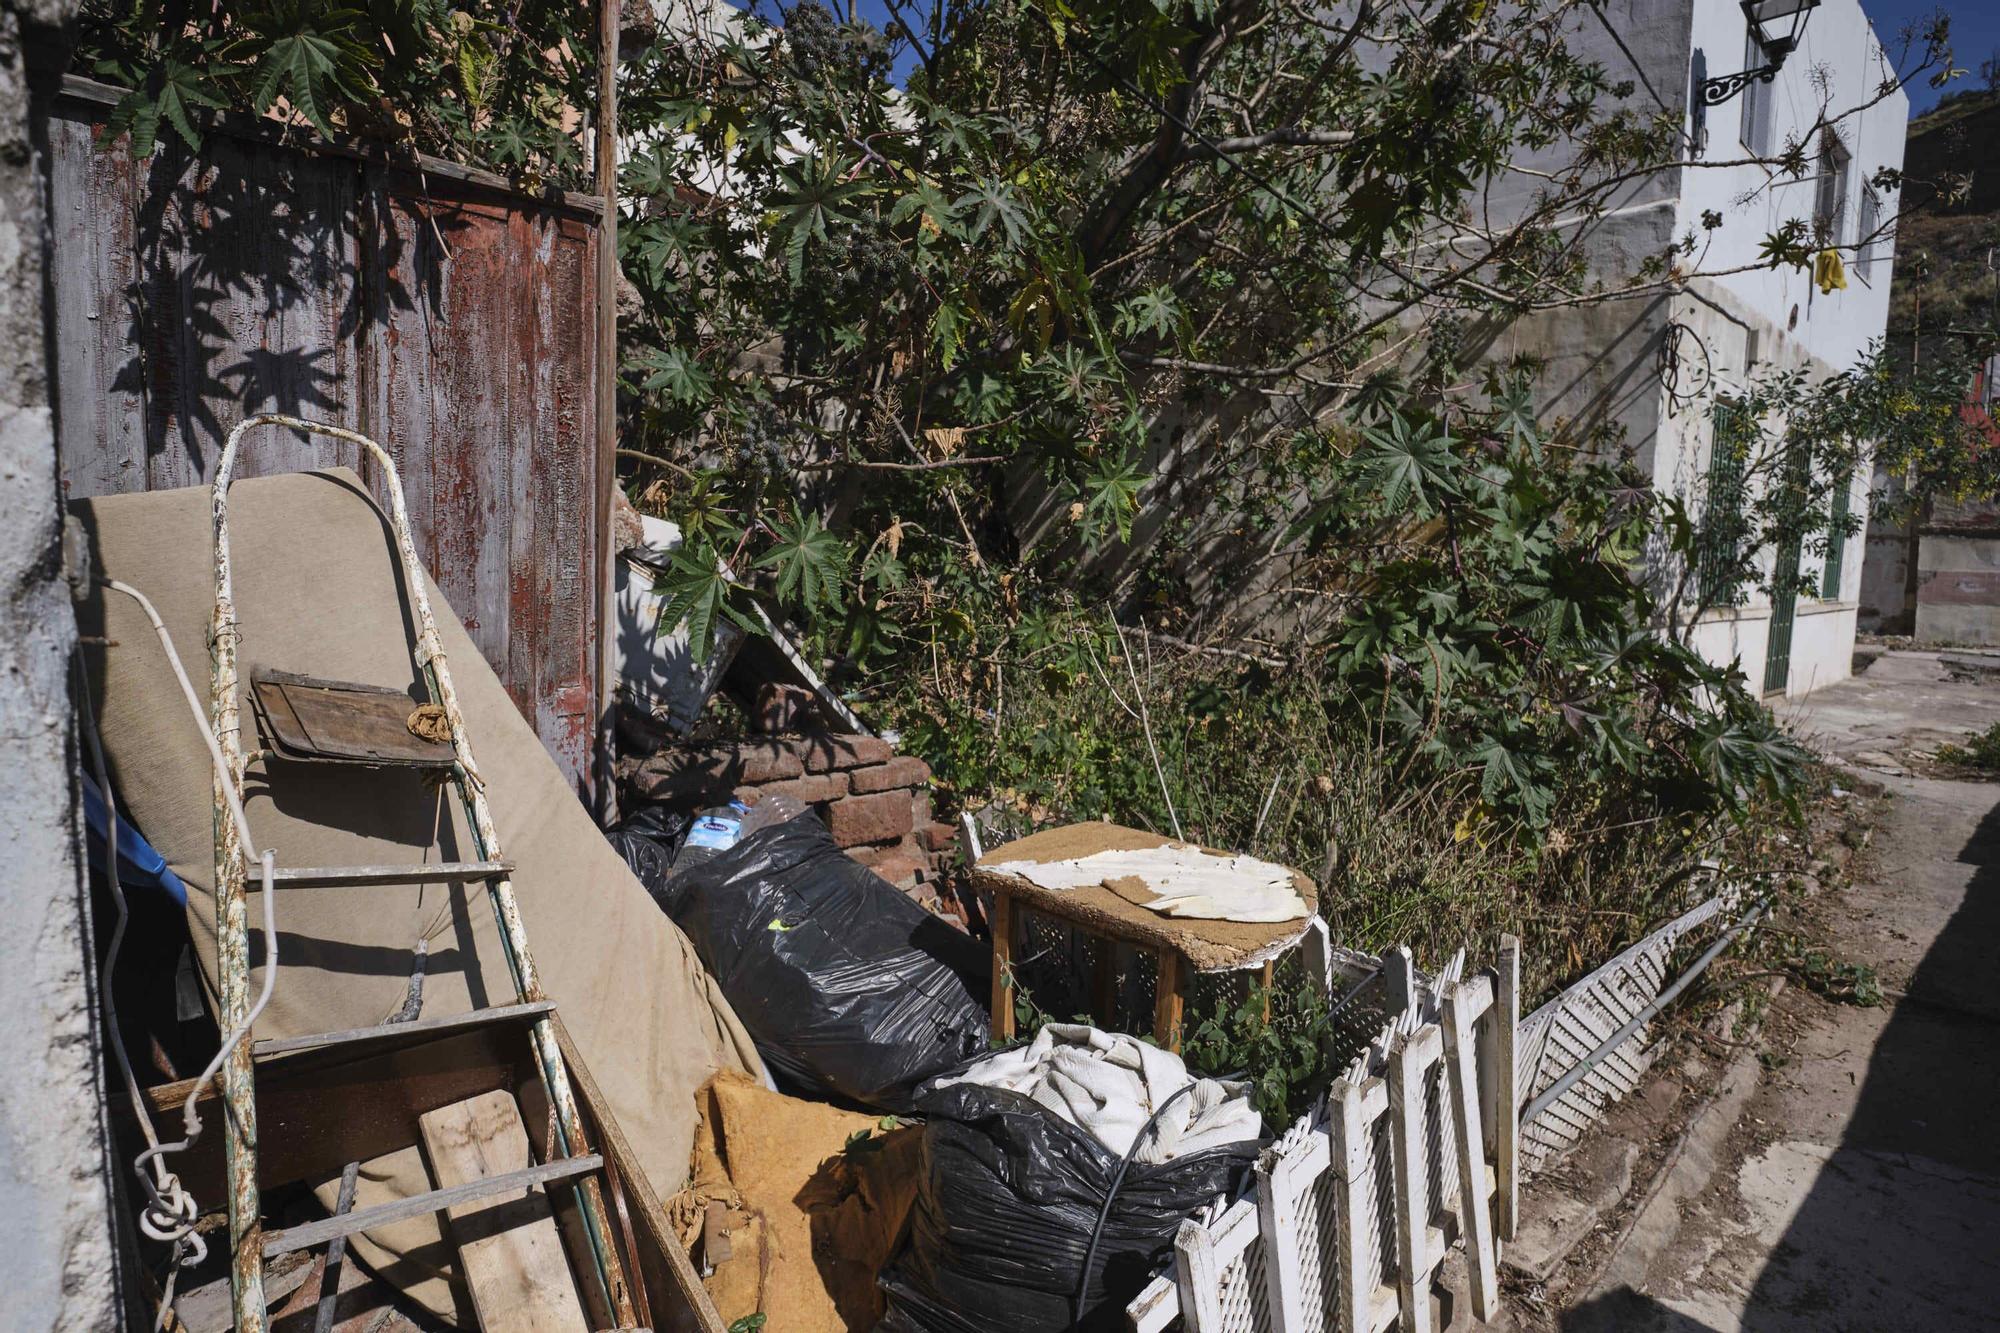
1701,0,1822,106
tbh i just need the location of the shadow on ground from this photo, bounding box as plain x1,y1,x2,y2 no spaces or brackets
1725,795,2000,1330
1563,1287,1721,1331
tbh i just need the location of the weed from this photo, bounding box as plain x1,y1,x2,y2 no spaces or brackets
1789,950,1884,1007
1935,721,2000,770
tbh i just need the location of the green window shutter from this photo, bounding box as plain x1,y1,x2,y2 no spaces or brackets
1822,476,1852,599
1697,400,1751,607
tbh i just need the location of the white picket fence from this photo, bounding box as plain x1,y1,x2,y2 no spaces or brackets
1126,939,1521,1333
1125,887,1743,1332
1513,893,1729,1170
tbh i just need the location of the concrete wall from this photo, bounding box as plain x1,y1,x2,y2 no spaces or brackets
1858,465,1912,633
1914,510,2000,643
0,2,120,1329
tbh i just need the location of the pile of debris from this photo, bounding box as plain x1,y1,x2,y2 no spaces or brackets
612,503,964,916
620,731,957,902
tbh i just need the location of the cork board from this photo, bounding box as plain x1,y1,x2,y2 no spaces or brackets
970,821,1317,972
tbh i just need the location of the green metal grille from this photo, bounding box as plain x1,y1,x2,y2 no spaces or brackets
1697,400,1753,607
1821,477,1852,600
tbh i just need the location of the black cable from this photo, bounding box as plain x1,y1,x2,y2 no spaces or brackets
1068,1071,1250,1332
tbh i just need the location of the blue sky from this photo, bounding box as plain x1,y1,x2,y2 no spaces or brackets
1859,1,2000,115
735,0,2000,118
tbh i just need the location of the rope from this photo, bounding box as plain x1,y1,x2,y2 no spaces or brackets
405,702,453,744
94,578,283,1330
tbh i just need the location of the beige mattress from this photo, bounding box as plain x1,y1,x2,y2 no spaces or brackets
74,469,764,1321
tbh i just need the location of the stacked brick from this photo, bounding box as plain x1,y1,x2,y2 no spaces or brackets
625,733,959,899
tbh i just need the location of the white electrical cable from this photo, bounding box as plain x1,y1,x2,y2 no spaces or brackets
92,577,281,1328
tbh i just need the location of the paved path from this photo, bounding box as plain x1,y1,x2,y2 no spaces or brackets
1562,651,2000,1331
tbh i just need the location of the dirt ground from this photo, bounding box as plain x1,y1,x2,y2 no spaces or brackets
1499,650,2000,1332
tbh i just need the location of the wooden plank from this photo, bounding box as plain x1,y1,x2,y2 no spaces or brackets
1389,1032,1432,1333
263,1154,601,1257
253,1000,554,1058
550,1018,725,1333
990,889,1015,1042
1127,1276,1180,1333
1441,984,1499,1320
1257,1150,1305,1333
1173,1217,1223,1333
418,1091,588,1332
1154,948,1186,1051
1331,1076,1372,1333
1496,935,1520,1240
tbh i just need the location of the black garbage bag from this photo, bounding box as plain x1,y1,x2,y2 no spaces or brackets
878,1080,1262,1333
603,802,691,907
663,814,989,1111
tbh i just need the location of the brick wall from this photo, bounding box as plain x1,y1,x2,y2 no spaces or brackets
623,733,960,908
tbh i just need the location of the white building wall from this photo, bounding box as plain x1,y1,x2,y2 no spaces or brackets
1678,0,1903,371
1514,0,1906,697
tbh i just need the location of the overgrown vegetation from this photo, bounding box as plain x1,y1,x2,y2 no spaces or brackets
1934,720,2000,770
71,0,1974,1112
76,0,595,184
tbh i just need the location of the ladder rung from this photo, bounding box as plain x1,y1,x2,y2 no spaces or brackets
261,860,515,889
252,1000,557,1059
262,1154,603,1257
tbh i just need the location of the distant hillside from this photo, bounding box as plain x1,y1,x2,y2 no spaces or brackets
1910,87,2000,139
1889,89,2000,363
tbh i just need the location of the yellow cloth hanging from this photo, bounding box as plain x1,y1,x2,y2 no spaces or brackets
1814,248,1848,294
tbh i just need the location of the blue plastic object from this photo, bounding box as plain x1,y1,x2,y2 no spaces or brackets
81,770,187,906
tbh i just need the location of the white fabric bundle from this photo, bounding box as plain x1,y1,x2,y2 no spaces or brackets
983,845,1308,922
934,1024,1262,1164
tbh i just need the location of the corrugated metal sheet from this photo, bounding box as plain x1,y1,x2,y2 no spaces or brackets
48,78,606,792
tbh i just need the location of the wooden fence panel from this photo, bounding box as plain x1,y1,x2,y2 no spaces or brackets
47,78,606,791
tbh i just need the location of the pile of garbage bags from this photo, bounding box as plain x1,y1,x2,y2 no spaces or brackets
880,1025,1264,1333
634,809,989,1112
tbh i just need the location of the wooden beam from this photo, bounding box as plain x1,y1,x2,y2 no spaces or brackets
1153,948,1186,1051
551,1018,725,1333
419,1092,588,1332
990,889,1016,1042
591,0,622,818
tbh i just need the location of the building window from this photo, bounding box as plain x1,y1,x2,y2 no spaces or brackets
1855,188,1881,283
1815,130,1852,246
1740,32,1773,155
1698,399,1754,607
1822,473,1852,599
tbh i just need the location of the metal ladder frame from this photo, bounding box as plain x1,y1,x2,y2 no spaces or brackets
208,413,634,1331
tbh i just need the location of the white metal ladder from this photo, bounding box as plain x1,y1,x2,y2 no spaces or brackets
207,414,633,1331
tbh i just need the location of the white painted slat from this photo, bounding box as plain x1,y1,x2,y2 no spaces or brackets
1441,983,1499,1320
1390,1030,1435,1333
1176,1216,1226,1333
1257,1154,1306,1333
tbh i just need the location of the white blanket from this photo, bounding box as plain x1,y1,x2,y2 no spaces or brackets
935,1025,1262,1163
984,844,1309,923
